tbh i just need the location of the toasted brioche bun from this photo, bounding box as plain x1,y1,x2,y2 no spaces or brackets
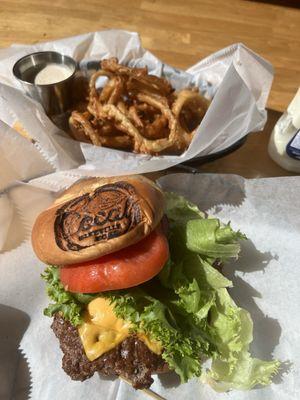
32,175,164,265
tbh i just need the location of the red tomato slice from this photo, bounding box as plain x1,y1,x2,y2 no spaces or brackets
60,229,169,293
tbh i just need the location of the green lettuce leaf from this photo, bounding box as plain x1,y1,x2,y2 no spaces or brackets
164,191,205,223
203,353,280,392
202,288,280,391
41,191,279,390
186,219,246,261
41,266,97,326
163,193,279,389
107,290,205,382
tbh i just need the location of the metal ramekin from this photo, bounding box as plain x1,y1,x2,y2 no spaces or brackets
13,51,77,116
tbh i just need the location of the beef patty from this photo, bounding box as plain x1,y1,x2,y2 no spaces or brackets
51,313,166,389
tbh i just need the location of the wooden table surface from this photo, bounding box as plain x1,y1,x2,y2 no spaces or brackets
0,0,299,178
1,0,299,112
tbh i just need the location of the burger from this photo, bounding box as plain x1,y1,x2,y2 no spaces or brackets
31,175,279,391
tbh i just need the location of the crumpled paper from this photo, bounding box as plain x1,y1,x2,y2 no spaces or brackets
0,173,299,400
0,30,273,176
0,120,54,192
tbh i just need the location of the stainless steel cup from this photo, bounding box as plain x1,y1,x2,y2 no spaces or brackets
13,51,77,116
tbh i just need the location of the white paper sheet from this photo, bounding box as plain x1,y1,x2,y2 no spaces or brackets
0,30,273,178
0,120,54,192
0,173,299,400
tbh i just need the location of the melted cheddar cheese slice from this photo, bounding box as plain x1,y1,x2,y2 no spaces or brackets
78,297,162,361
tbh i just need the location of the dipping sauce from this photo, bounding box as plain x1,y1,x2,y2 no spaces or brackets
34,63,73,85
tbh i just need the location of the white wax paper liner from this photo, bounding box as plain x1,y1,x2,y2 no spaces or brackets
0,181,56,254
0,120,54,192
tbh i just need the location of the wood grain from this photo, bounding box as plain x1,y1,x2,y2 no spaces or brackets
0,0,299,112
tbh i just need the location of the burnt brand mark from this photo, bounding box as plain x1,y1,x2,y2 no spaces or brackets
54,182,143,251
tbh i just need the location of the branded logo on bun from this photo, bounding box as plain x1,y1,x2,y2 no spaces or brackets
32,176,164,266
54,182,143,251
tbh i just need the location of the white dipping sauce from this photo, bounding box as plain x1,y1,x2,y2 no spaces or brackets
34,63,73,85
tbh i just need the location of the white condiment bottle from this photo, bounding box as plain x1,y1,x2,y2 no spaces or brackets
268,88,300,173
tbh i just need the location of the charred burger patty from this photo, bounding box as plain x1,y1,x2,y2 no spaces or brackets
52,314,166,389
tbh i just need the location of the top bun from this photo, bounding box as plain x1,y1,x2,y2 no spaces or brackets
31,175,164,265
